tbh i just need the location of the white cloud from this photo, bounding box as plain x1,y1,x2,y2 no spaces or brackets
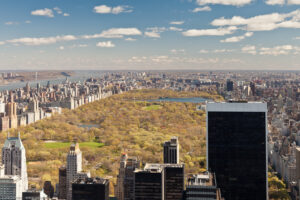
128,56,148,63
96,41,115,48
288,0,300,4
241,44,300,55
265,0,300,5
7,35,77,46
59,46,64,50
94,5,132,14
220,32,253,43
169,27,183,31
182,26,237,37
5,22,18,25
70,44,88,48
170,21,184,25
211,10,300,31
196,0,253,6
145,27,167,38
242,45,257,55
0,42,5,45
199,50,209,53
112,6,132,14
259,45,295,55
53,7,70,16
145,32,160,38
266,0,285,5
213,49,234,53
25,20,31,24
93,5,111,13
54,7,63,14
31,8,54,18
83,28,142,39
192,6,212,12
170,49,186,54
125,38,137,41
78,44,88,47
199,49,234,53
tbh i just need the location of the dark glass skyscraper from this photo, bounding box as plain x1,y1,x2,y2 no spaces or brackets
206,102,267,200
163,137,179,164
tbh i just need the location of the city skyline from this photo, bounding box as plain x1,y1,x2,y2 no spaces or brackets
0,0,300,70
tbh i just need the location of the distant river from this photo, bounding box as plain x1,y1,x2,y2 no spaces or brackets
147,97,209,103
0,71,104,92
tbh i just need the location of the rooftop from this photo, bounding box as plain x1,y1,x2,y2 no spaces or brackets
206,101,267,112
73,177,108,185
187,172,215,187
3,134,24,149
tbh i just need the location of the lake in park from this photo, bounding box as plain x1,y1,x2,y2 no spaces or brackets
147,97,210,103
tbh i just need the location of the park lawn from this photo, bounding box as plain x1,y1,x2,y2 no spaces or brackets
143,105,161,111
44,142,104,149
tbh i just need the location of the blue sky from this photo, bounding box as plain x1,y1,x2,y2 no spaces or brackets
0,0,300,70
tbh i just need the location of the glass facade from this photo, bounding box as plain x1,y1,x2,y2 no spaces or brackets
208,111,266,200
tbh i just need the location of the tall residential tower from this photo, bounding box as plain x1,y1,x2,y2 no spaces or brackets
2,133,28,192
115,153,140,200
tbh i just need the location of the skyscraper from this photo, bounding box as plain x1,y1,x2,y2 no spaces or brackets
5,93,18,129
115,153,140,200
72,177,109,200
226,80,234,92
163,137,179,164
2,133,28,192
206,102,267,200
134,164,164,200
58,166,67,200
163,164,184,200
66,143,82,200
134,163,184,200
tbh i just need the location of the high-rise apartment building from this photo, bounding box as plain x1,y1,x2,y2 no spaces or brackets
2,134,28,192
5,92,18,129
0,114,10,131
115,153,140,200
163,137,179,164
206,102,267,200
66,143,82,200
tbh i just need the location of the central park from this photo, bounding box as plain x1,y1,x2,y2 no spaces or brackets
0,89,289,199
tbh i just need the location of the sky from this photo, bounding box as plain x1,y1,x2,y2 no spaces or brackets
0,0,300,70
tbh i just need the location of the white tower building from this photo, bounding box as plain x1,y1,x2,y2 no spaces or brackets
2,133,28,192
